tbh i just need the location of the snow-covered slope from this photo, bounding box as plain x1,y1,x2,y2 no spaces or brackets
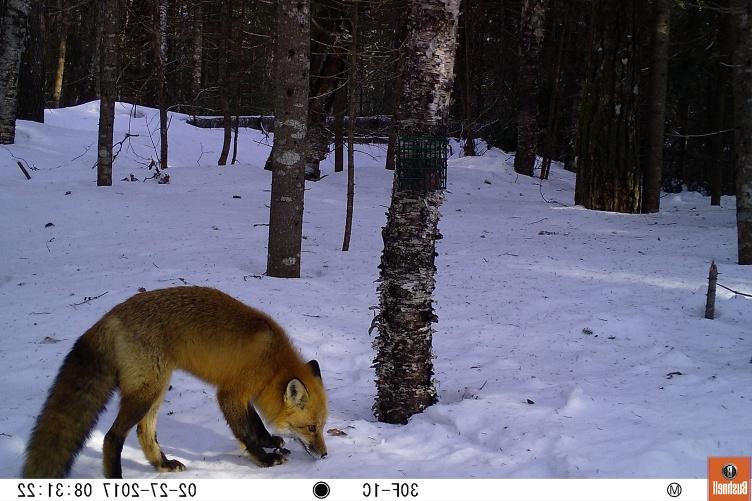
0,102,749,478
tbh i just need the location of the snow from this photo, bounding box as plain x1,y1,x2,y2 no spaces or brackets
0,102,750,479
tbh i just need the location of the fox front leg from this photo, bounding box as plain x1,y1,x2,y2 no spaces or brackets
217,390,287,467
246,403,289,455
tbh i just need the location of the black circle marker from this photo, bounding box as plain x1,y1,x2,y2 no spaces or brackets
313,481,330,499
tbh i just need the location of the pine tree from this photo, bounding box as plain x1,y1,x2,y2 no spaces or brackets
574,0,641,213
733,0,752,264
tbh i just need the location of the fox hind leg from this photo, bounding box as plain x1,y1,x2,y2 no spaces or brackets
103,392,156,478
137,384,185,473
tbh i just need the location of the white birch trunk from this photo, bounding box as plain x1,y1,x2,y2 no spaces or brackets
373,0,460,424
0,0,32,144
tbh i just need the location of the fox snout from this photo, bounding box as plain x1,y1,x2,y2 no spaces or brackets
297,436,327,459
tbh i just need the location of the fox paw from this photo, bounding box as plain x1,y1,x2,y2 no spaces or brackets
270,435,285,449
261,451,288,467
157,458,186,473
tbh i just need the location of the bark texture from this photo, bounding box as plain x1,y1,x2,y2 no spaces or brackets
0,0,32,144
733,0,752,264
574,0,641,213
191,1,203,104
303,0,346,180
514,0,547,176
18,0,45,123
218,0,234,166
373,0,460,425
153,0,168,170
342,0,357,252
266,0,310,278
642,0,670,213
96,0,119,186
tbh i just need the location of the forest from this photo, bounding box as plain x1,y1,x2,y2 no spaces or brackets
0,0,750,481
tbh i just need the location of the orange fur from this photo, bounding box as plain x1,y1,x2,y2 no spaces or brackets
23,286,328,478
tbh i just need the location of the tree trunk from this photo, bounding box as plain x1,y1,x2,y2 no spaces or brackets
303,1,347,181
458,0,476,156
51,0,69,109
266,0,310,278
711,2,733,206
514,0,547,176
18,0,45,123
191,0,203,107
574,0,641,213
218,0,233,166
710,72,727,206
373,0,460,425
385,9,407,171
733,0,752,264
540,0,571,180
0,0,32,144
642,0,670,213
342,0,357,252
333,87,344,173
96,0,119,186
153,0,168,170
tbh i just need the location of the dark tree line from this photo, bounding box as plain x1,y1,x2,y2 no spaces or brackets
3,0,741,207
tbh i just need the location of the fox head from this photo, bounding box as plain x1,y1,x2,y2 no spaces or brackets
270,360,328,459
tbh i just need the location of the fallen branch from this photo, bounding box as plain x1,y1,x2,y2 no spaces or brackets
17,161,31,180
717,282,752,298
71,291,109,307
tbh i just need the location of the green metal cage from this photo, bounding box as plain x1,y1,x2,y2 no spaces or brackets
395,136,447,192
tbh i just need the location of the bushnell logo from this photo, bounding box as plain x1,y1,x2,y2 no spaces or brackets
708,456,751,501
724,464,739,481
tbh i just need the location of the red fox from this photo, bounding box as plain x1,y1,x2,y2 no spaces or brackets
22,286,328,478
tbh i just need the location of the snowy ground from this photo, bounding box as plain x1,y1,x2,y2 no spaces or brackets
0,102,749,479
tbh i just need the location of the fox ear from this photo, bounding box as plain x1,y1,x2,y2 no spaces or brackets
285,378,309,408
307,359,322,380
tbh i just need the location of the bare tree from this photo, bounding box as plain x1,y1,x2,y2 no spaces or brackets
0,0,32,144
191,0,203,105
152,0,169,170
97,0,119,186
514,0,547,176
373,0,460,424
218,0,234,166
342,0,357,252
51,0,70,108
642,0,671,213
266,0,310,278
733,0,752,264
18,0,45,123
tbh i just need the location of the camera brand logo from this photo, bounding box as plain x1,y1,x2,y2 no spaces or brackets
708,457,751,501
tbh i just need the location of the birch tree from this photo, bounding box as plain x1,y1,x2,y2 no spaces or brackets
0,0,32,144
372,0,460,424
